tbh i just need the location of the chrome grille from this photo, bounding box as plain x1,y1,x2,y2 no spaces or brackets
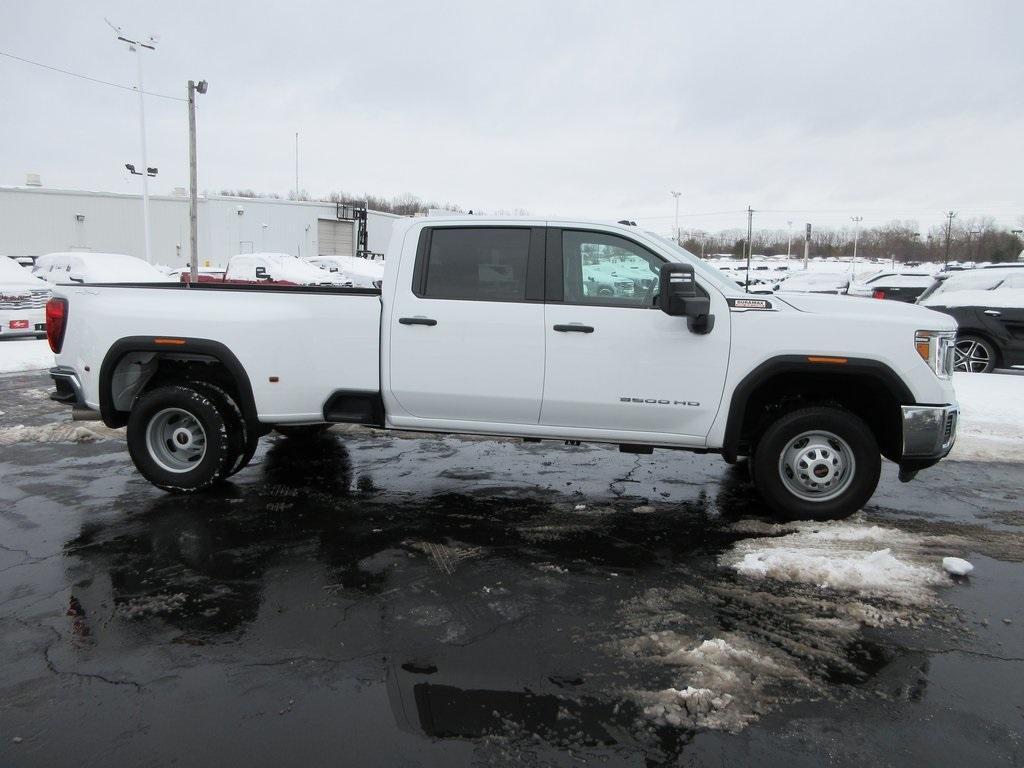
942,410,957,449
0,288,50,310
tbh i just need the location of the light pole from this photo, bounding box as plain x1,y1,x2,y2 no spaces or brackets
187,79,208,283
944,210,957,266
109,21,157,263
850,216,863,268
786,220,793,259
744,206,754,292
670,191,682,243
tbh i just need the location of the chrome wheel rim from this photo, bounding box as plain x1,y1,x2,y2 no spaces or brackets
146,407,207,473
777,430,855,502
953,339,991,373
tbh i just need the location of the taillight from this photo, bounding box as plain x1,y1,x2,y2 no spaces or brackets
46,298,68,353
872,289,886,300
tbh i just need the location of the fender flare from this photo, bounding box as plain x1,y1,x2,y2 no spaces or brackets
721,355,914,462
98,336,258,430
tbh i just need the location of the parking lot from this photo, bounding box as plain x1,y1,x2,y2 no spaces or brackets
1,369,1023,767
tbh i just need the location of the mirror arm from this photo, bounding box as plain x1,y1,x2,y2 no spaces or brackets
687,314,715,334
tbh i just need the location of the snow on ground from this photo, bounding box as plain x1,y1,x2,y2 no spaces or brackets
949,372,1024,462
0,422,122,445
720,519,950,602
617,515,969,732
0,339,54,374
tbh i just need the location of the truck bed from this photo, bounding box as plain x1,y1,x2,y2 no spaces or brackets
54,282,383,423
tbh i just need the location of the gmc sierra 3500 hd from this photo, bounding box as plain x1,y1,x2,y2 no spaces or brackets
46,217,959,520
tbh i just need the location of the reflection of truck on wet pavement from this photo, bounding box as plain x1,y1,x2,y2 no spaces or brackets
47,216,959,520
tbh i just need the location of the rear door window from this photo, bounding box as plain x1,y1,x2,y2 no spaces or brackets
420,228,531,302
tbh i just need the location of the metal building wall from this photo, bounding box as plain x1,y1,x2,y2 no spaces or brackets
0,186,401,267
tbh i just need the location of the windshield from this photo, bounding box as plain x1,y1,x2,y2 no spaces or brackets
643,233,743,294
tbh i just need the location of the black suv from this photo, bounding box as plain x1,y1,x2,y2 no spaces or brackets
917,265,1024,373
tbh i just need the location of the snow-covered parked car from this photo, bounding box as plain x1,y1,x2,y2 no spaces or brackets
773,271,851,295
33,252,173,284
847,271,930,299
307,255,385,288
853,273,935,303
917,265,1024,372
0,256,51,337
224,253,351,286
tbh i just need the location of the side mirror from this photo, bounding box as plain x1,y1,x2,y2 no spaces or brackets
659,263,714,334
255,266,270,280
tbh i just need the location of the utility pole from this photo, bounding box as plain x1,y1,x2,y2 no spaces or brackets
944,210,957,266
295,132,299,199
744,206,754,292
803,222,811,270
670,191,682,244
108,21,157,263
786,220,793,260
187,79,208,283
850,216,863,268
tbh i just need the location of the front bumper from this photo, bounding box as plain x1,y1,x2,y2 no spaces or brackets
899,404,958,475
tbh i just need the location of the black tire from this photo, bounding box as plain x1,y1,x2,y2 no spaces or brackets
187,380,257,477
274,424,330,440
953,334,997,374
751,406,881,521
127,384,234,493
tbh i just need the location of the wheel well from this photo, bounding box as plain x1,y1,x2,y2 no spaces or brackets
99,338,257,429
727,369,906,463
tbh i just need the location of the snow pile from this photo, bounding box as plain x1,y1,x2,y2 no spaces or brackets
733,546,941,594
620,631,814,732
722,520,947,600
0,421,122,445
949,372,1024,462
0,339,54,373
942,557,974,576
617,519,961,733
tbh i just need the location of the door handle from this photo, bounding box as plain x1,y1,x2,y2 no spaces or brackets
553,324,594,333
983,310,1002,317
399,317,437,326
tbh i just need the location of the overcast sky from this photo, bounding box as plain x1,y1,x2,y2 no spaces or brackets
2,1,1022,236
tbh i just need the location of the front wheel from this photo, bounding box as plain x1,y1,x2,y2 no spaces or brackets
127,384,234,493
751,406,881,521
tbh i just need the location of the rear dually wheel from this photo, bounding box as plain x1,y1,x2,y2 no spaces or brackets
127,384,234,493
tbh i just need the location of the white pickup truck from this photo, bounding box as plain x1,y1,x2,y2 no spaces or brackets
46,217,959,520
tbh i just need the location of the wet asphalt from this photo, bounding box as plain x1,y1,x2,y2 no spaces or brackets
1,370,1023,767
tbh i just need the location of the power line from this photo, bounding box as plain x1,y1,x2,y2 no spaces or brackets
0,49,184,101
635,209,748,221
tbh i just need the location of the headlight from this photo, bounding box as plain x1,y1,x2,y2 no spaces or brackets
915,330,955,379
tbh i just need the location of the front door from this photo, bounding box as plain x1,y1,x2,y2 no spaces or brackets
388,225,546,424
540,227,730,442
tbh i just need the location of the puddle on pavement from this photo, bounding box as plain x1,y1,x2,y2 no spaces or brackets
30,430,1002,763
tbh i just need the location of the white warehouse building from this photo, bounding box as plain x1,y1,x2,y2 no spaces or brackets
0,182,403,268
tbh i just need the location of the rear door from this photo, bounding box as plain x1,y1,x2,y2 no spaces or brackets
980,275,1024,365
540,227,731,442
387,225,546,424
